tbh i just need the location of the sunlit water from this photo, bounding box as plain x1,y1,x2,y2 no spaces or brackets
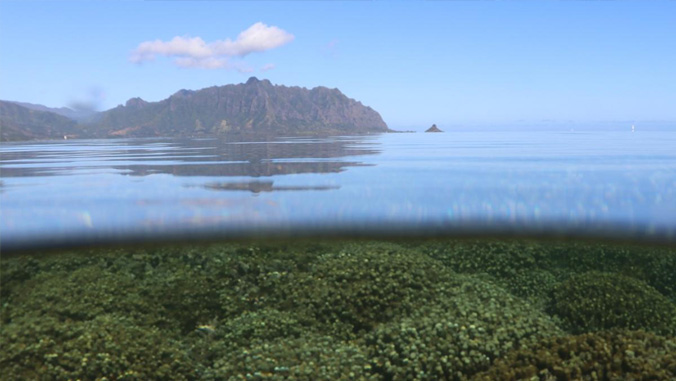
2,127,676,250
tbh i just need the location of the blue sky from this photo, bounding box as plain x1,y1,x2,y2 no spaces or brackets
1,1,674,129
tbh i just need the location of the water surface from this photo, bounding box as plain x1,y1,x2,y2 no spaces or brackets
2,127,676,249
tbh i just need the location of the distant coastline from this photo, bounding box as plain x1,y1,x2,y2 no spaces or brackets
0,77,391,142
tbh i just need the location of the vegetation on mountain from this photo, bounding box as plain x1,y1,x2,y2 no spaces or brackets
90,77,388,138
0,78,389,141
9,101,97,122
0,101,80,141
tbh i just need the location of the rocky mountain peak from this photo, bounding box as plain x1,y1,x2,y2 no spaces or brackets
1,79,390,141
125,97,148,108
171,89,194,98
245,77,272,87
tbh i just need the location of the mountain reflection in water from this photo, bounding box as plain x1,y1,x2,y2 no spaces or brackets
203,181,340,193
2,129,676,250
0,135,380,250
0,135,378,178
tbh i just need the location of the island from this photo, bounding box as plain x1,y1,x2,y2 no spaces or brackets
425,124,443,133
0,77,391,142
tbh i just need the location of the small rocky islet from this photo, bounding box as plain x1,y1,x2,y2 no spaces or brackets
425,124,443,133
1,239,675,380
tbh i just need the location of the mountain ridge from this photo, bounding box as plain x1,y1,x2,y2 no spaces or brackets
0,101,80,141
0,78,390,141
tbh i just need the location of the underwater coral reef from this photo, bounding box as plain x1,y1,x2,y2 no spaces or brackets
1,239,675,380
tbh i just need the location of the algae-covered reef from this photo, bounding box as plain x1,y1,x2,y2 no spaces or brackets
1,239,675,380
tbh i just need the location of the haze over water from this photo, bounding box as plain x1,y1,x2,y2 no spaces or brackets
2,126,676,250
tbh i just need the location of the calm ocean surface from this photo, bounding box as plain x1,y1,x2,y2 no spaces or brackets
2,127,676,250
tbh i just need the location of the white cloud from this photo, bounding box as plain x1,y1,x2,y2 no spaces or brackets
130,36,212,63
174,57,229,69
261,63,276,72
130,22,294,69
212,23,294,57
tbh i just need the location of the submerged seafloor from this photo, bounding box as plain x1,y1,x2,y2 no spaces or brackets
1,239,675,380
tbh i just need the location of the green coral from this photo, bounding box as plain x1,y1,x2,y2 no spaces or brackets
185,308,307,374
424,239,676,308
550,271,676,335
423,240,559,304
364,275,563,379
473,330,676,380
206,334,374,380
2,239,675,380
544,242,676,302
2,262,167,329
272,241,456,338
0,314,195,380
219,308,303,345
423,240,547,278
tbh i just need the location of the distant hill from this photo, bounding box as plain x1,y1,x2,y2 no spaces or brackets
0,101,81,141
86,77,389,138
9,101,98,122
1,78,389,141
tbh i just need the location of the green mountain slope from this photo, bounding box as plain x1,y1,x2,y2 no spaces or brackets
1,78,390,141
0,101,81,141
89,77,389,138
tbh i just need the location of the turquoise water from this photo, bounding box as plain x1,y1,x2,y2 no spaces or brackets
2,127,676,250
